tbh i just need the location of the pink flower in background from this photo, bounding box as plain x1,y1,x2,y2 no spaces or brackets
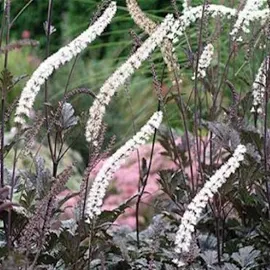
22,30,31,39
90,142,179,229
95,136,215,229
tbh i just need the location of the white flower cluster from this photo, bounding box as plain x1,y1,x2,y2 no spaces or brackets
230,0,267,40
251,57,269,114
192,43,214,80
85,111,163,220
14,2,117,125
167,4,269,44
85,14,175,145
174,144,246,266
167,5,237,43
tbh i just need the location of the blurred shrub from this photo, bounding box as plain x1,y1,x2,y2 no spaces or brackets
0,47,38,129
4,130,84,191
7,1,68,52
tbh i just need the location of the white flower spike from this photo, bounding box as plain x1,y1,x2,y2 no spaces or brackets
85,14,174,145
251,57,270,114
174,144,246,266
85,111,163,221
15,2,117,125
192,43,214,80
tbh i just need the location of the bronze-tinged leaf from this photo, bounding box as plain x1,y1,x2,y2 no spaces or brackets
60,103,79,130
0,69,13,92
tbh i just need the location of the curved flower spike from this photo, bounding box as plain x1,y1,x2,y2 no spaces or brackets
85,14,175,145
85,111,163,221
174,144,246,267
15,1,117,125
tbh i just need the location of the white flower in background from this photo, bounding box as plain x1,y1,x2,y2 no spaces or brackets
167,4,268,44
174,144,246,266
85,14,175,145
251,57,269,114
85,111,163,220
14,1,117,125
43,21,57,36
170,5,237,40
230,0,267,40
192,43,214,80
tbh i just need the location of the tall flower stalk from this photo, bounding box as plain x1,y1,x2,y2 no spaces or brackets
14,1,117,125
85,14,174,145
85,111,163,220
174,144,247,266
192,43,214,80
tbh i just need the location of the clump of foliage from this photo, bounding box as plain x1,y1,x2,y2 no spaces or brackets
1,0,270,269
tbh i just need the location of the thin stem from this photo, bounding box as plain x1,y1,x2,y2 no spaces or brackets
44,0,55,174
135,105,159,248
212,47,235,112
172,71,195,194
8,144,18,251
124,83,142,199
87,220,95,269
264,56,270,218
0,87,4,188
0,3,6,48
57,133,80,161
215,195,222,264
81,159,92,222
221,208,226,254
53,130,59,177
192,0,207,187
134,54,164,245
57,133,65,160
0,0,10,188
9,0,34,29
1,1,11,250
10,146,18,201
64,55,78,95
53,131,58,159
164,49,185,171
